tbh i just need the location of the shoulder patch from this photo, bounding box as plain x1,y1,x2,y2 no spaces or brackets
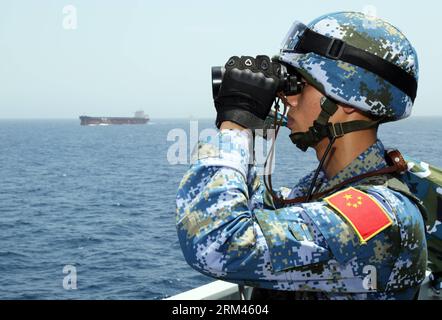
324,187,393,244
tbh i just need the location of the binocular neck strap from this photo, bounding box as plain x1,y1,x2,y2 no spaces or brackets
274,154,407,205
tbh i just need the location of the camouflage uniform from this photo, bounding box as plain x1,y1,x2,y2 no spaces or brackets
176,130,427,300
176,12,431,300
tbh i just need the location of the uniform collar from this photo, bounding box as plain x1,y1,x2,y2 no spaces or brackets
316,139,388,193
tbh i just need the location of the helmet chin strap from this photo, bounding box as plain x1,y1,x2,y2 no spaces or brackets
289,97,381,152
288,96,382,201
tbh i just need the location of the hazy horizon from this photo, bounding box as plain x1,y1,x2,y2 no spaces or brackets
1,0,441,119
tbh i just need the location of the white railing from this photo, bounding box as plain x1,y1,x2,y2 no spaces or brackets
165,281,251,300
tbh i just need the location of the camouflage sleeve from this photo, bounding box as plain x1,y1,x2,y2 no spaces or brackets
175,130,351,290
248,164,292,211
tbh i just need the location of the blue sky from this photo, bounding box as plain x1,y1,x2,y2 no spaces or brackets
0,0,440,118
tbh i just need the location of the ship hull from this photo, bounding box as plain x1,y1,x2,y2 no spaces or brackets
79,116,149,126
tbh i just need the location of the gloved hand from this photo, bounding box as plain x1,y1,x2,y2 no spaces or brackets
214,55,281,130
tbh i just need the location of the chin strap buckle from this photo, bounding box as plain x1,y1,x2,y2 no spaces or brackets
329,122,345,138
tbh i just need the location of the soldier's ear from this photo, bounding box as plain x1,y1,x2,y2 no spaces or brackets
341,105,357,114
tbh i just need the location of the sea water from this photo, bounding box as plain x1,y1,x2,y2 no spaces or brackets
0,118,440,299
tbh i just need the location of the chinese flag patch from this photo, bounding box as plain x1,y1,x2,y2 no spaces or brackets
324,187,393,243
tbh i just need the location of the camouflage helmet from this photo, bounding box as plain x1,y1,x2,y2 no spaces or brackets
278,11,419,121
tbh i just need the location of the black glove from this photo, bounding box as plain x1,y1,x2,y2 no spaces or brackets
214,55,281,130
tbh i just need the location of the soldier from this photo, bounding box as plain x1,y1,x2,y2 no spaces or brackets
176,11,428,299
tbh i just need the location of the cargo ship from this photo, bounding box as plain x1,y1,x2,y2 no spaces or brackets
79,110,149,126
